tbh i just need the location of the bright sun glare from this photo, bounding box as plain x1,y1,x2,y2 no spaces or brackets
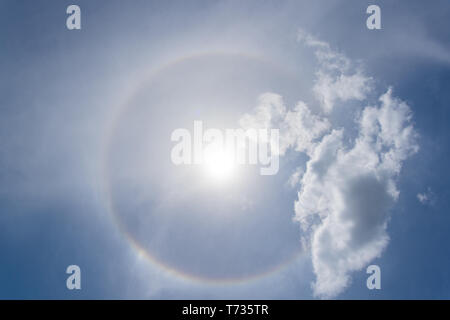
203,142,236,181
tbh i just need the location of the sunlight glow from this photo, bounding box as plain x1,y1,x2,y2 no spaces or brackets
203,142,235,181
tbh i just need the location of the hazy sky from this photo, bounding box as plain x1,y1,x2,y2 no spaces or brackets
1,0,450,299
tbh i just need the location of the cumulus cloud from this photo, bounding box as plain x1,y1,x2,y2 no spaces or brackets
240,30,418,298
295,88,418,298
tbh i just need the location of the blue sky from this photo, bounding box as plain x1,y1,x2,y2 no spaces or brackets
0,0,450,299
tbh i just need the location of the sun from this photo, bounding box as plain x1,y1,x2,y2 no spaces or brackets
202,141,236,181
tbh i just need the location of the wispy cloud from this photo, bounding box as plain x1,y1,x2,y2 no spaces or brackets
240,93,331,156
298,30,371,114
417,187,436,205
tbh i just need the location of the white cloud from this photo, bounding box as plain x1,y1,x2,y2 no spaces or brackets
240,93,331,156
288,167,304,188
295,88,418,298
297,29,350,72
417,192,428,204
239,93,286,131
313,71,370,113
417,187,435,205
298,29,371,113
239,31,418,298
